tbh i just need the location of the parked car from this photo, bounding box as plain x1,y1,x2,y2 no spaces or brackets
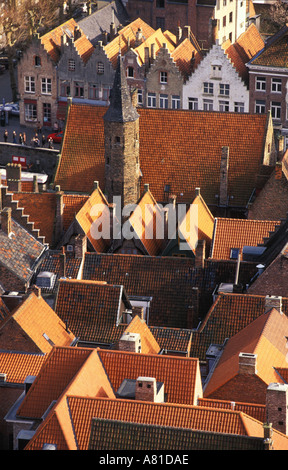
47,131,63,143
9,102,19,116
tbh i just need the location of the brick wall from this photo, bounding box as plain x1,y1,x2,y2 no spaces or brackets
0,320,41,353
207,374,267,405
0,386,23,450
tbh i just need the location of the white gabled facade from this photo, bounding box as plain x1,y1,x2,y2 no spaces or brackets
182,41,249,114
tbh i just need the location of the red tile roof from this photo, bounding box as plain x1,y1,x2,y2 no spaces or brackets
0,350,46,384
210,218,280,260
122,315,161,355
54,103,272,207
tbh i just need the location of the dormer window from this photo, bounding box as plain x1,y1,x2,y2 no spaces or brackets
34,55,41,67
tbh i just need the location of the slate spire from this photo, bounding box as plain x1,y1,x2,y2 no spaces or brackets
104,52,139,123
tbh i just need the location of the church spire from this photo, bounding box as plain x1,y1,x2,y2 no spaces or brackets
104,52,139,123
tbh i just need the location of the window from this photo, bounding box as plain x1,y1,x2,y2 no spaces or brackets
24,103,37,122
230,248,240,260
219,100,229,112
172,95,180,109
223,16,226,27
160,71,167,84
255,100,266,114
188,97,198,110
156,0,165,7
88,83,98,100
147,92,156,108
68,59,75,71
160,94,168,108
127,66,134,78
25,76,35,93
103,87,110,101
229,11,233,22
256,76,266,91
34,56,41,67
203,99,213,111
41,77,52,94
74,81,84,98
271,101,281,120
43,103,51,124
204,82,213,94
211,64,222,79
97,62,104,74
219,83,230,96
234,102,244,113
271,78,282,93
60,80,70,97
137,89,143,105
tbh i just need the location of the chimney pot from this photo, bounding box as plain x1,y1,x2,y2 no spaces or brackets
264,295,282,314
1,207,12,235
238,352,257,375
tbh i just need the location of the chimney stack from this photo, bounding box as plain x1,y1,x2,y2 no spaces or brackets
219,146,229,206
33,175,39,193
177,25,182,45
266,383,288,436
74,234,87,259
60,246,66,278
195,239,206,268
238,352,257,375
210,18,219,46
264,295,282,314
6,163,21,192
278,136,284,161
54,186,64,244
118,332,142,353
135,377,164,403
1,207,12,235
275,161,282,180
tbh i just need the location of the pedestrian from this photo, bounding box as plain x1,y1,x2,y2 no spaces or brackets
3,129,8,142
48,137,54,149
19,133,23,145
33,133,40,147
42,134,46,147
12,130,16,143
23,132,26,145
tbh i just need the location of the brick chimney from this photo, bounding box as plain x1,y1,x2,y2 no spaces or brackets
219,146,229,206
59,246,66,278
135,28,143,47
266,383,288,436
195,239,206,268
264,295,282,314
118,332,141,353
33,175,39,193
6,163,21,192
74,234,87,259
238,352,257,375
135,377,164,403
275,161,282,180
54,186,64,244
1,207,12,235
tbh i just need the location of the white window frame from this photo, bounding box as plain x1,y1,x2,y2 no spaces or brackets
219,100,229,112
234,102,244,113
255,99,266,114
204,82,213,95
271,78,282,93
219,83,230,96
188,97,198,110
172,95,180,109
74,81,84,98
160,94,168,109
256,76,266,91
68,59,75,71
137,89,143,105
41,77,52,95
147,92,156,108
203,99,213,111
25,76,35,93
271,101,281,120
24,103,37,122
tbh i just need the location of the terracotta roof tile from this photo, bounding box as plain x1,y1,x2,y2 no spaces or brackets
203,308,288,399
0,350,46,384
134,28,176,66
122,315,160,355
198,398,266,422
55,279,131,345
55,104,270,207
75,187,110,252
250,26,288,68
63,194,89,231
12,192,57,246
41,18,78,63
210,218,280,260
16,346,115,419
190,293,288,361
171,38,203,80
97,349,201,405
0,291,76,353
